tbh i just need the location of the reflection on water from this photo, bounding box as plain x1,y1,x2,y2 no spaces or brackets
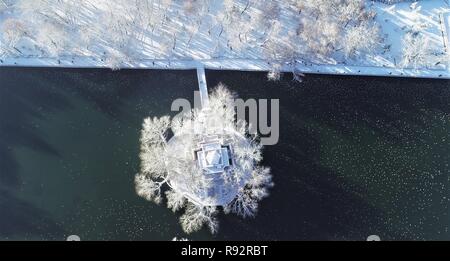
0,67,448,240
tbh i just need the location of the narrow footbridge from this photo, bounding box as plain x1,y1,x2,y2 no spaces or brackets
197,65,209,108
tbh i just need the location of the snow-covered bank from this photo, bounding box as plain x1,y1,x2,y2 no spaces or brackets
0,0,449,79
1,56,449,79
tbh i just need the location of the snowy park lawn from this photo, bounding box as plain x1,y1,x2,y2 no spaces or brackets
0,0,449,79
372,0,449,70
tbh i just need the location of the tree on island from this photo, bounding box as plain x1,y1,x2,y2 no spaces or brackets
1,18,28,55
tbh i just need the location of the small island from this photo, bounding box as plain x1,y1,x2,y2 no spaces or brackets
135,85,273,233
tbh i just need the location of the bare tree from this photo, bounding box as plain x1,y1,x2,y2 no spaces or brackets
343,22,380,58
180,203,218,234
15,0,50,18
166,190,186,212
401,32,430,69
225,166,272,218
135,173,164,204
294,0,381,61
1,18,28,53
140,116,170,175
267,63,282,81
35,22,70,57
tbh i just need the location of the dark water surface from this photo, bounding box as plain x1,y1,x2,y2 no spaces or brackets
0,67,448,240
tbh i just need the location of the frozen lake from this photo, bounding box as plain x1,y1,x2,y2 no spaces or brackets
0,67,448,240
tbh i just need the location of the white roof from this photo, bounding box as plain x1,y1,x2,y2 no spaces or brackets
205,150,221,165
196,138,232,174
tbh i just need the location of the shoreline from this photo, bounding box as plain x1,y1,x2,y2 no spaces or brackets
1,57,449,80
1,1,449,80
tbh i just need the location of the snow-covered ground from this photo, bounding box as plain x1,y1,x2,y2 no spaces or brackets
372,1,449,69
0,0,449,79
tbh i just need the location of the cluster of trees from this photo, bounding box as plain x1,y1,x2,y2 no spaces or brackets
135,85,273,234
262,0,381,79
1,0,383,71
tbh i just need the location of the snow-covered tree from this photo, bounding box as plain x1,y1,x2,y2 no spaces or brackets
35,22,70,57
140,116,170,176
219,0,256,53
104,50,125,70
180,203,218,234
267,64,282,81
224,166,272,218
1,18,28,53
257,0,280,33
135,173,164,204
401,32,430,69
294,0,380,61
166,190,186,212
343,22,380,58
